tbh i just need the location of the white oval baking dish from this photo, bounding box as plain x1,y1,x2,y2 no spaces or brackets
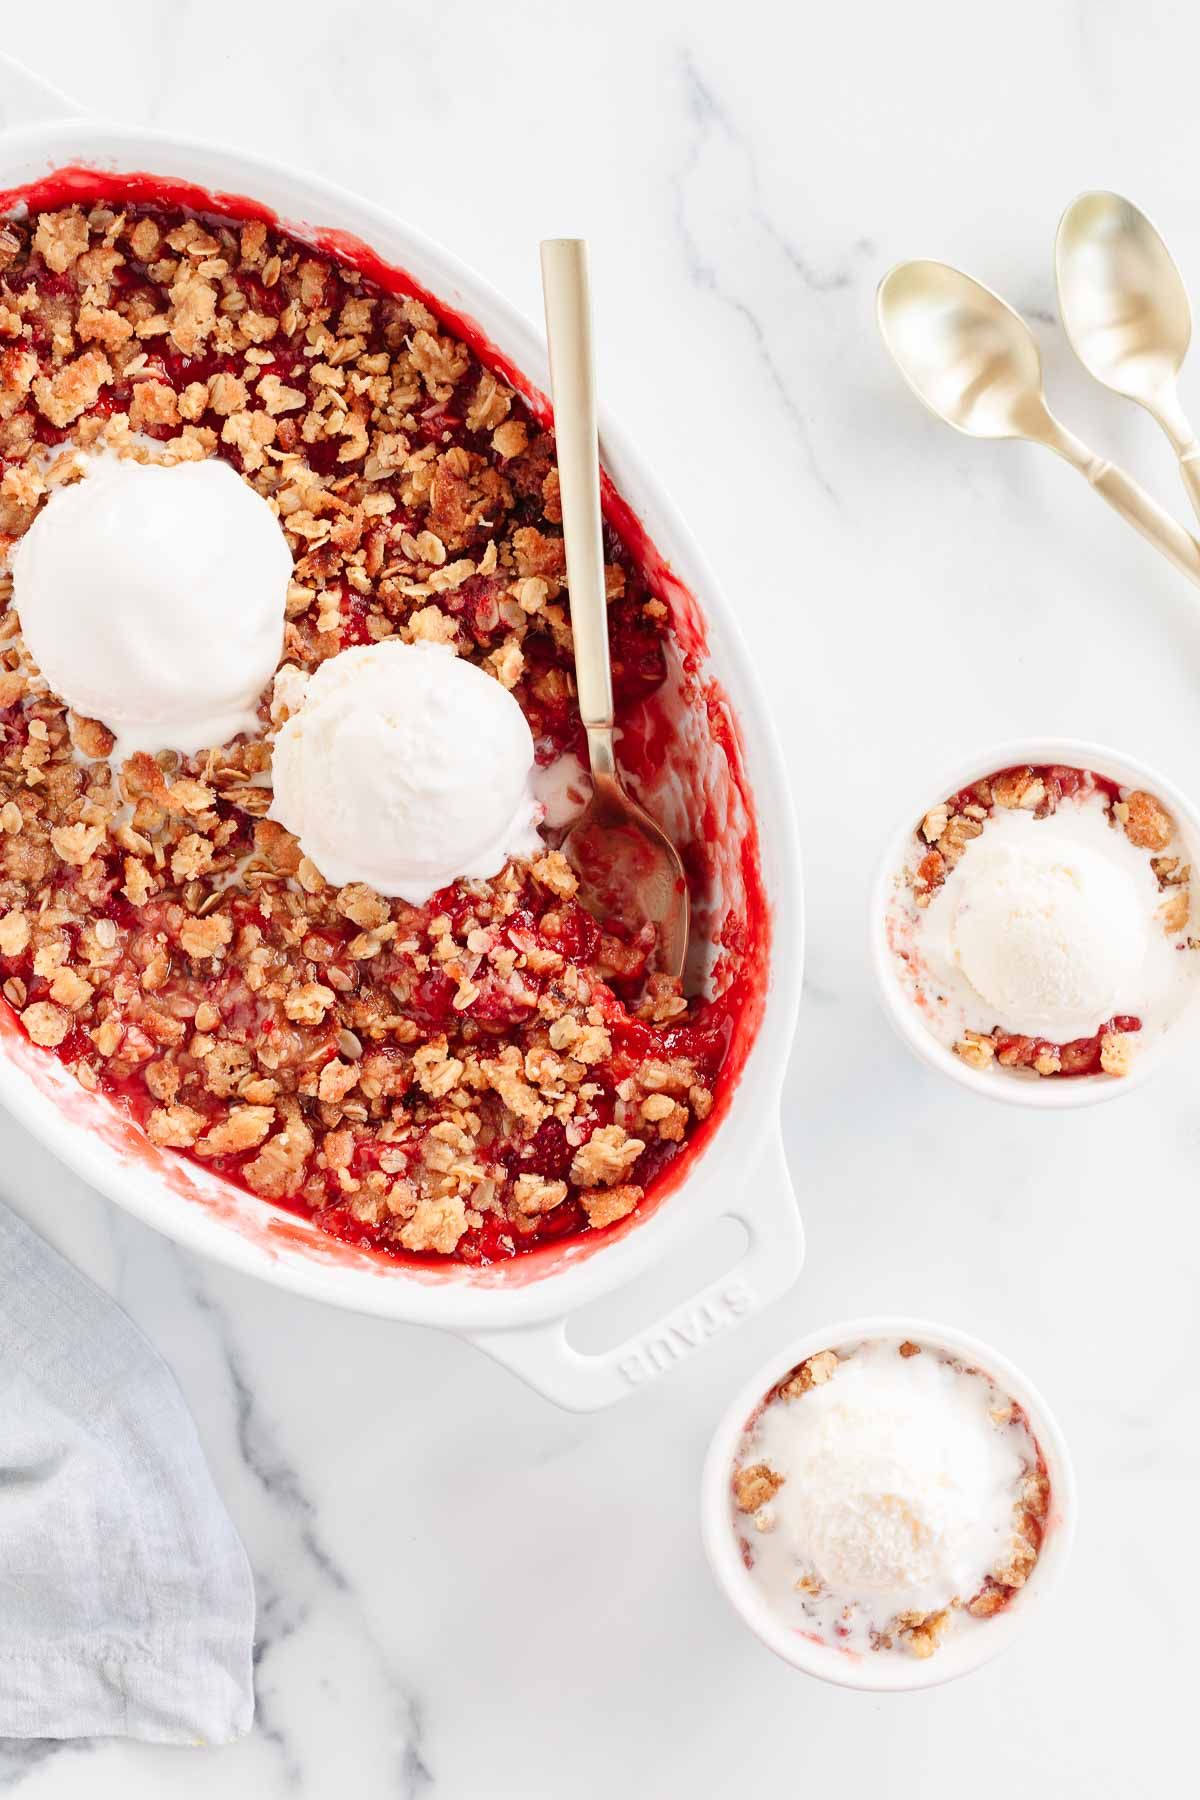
0,64,804,1410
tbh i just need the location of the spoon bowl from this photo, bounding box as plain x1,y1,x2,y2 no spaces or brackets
1056,191,1192,404
877,259,1053,441
1057,191,1200,521
562,768,689,979
877,256,1200,588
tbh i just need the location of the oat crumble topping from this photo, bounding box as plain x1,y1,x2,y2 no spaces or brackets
0,196,753,1264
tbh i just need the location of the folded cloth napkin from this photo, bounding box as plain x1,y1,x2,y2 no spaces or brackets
0,1202,254,1743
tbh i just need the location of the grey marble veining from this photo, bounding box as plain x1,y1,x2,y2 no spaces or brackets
671,50,859,499
0,3,1196,1794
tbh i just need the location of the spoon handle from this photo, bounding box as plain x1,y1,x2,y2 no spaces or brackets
1177,449,1200,528
1048,424,1200,587
1139,385,1200,528
1088,463,1200,587
539,238,615,753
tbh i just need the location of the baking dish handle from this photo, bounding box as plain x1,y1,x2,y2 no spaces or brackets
0,53,85,130
468,1131,803,1411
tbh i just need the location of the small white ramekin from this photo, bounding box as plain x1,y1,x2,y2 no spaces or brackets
700,1315,1077,1693
870,736,1200,1109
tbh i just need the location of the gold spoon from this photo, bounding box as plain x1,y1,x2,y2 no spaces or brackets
1056,191,1200,523
539,238,689,979
877,258,1200,587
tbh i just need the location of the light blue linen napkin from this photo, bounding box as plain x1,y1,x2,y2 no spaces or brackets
0,1202,254,1743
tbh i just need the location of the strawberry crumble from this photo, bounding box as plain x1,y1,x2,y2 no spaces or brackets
731,1338,1051,1659
0,190,765,1265
886,762,1200,1080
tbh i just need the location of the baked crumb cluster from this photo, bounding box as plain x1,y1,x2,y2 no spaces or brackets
910,763,1189,1077
0,199,728,1263
731,1342,1049,1659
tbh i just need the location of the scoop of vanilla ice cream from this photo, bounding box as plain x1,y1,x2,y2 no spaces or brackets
945,832,1147,1037
752,1342,1026,1611
11,456,290,762
803,1467,947,1592
269,640,544,903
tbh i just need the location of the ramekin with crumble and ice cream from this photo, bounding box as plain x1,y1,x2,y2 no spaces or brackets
0,179,769,1270
873,741,1200,1104
702,1319,1076,1691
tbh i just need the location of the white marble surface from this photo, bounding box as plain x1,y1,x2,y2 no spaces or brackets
0,2,1196,1792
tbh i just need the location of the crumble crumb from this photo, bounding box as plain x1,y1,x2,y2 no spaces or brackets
1099,1031,1132,1077
779,1348,839,1399
147,1105,206,1148
48,968,93,1010
936,813,983,867
194,1104,275,1157
579,1183,642,1228
129,380,179,432
569,1123,645,1188
1160,889,1190,935
178,914,232,959
399,1194,468,1255
34,350,112,428
412,1038,465,1098
953,1030,995,1070
21,1000,69,1047
285,981,336,1024
33,208,90,274
732,1462,785,1512
912,849,945,907
0,910,30,955
895,1608,951,1659
991,767,1045,811
1119,790,1173,852
966,1583,1007,1619
511,1174,568,1218
243,1114,315,1200
532,850,578,899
